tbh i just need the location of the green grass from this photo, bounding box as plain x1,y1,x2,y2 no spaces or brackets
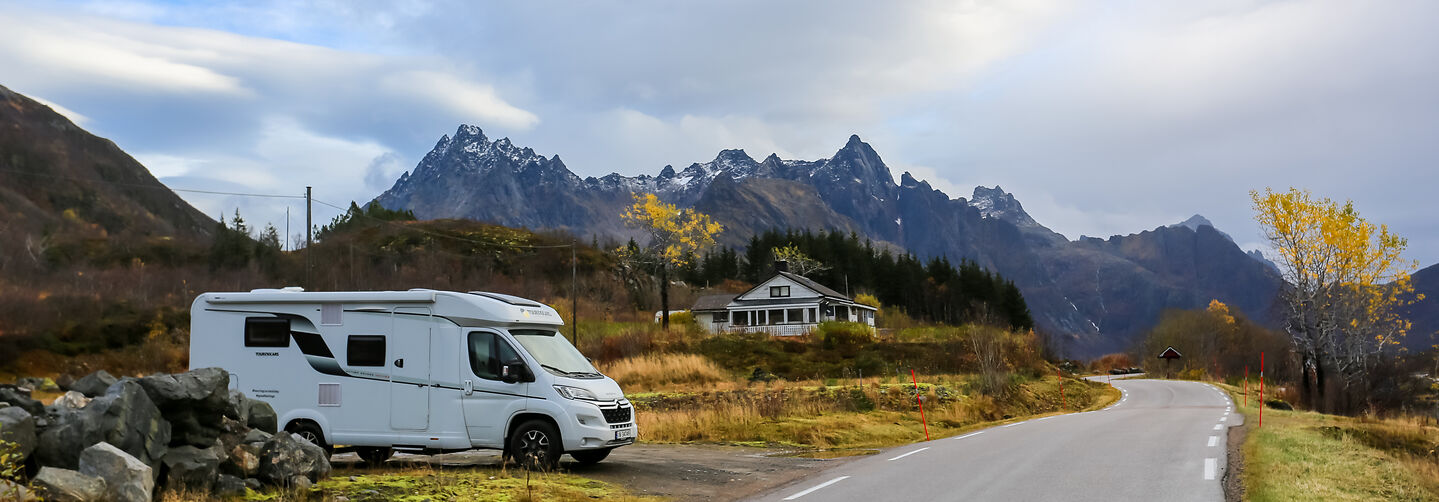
1215,383,1439,502
232,467,661,502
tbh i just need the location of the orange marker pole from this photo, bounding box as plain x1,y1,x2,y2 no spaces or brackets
911,369,930,441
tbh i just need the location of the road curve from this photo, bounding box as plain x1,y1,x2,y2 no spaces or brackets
746,378,1238,502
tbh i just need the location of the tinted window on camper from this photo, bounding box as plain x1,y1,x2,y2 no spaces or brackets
244,318,290,347
467,331,520,380
347,335,386,366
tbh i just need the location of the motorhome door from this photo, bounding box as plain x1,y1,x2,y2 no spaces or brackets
390,307,432,430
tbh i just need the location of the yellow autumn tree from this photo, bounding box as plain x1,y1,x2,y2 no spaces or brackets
771,244,828,276
1251,187,1421,412
619,193,723,328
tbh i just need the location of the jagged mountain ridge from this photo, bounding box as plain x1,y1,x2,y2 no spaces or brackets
376,125,1285,356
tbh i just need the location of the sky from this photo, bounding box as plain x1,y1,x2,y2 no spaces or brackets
2,0,1437,266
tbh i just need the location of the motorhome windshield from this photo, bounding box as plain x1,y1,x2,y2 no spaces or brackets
510,329,599,377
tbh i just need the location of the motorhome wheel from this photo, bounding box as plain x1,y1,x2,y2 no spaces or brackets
510,420,561,470
286,421,333,455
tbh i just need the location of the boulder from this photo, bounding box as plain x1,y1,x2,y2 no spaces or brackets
0,385,43,417
15,377,59,393
215,474,247,498
161,444,224,493
225,444,260,477
288,475,313,490
225,389,250,423
55,374,76,392
0,479,40,502
243,428,272,446
246,398,278,434
137,368,230,448
49,391,91,412
70,371,117,398
33,467,107,502
244,477,262,491
0,406,36,461
78,442,153,502
257,432,330,486
37,380,170,470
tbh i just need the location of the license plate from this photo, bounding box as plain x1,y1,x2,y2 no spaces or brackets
615,428,633,440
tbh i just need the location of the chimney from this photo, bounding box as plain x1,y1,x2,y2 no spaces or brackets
774,260,789,273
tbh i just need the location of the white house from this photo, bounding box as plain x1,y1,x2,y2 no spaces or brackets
690,262,877,336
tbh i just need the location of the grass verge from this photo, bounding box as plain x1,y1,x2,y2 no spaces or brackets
154,466,662,502
1216,383,1439,502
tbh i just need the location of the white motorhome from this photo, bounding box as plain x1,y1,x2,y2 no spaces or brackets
189,288,634,468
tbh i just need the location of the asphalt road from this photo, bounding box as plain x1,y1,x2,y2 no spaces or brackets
747,378,1239,502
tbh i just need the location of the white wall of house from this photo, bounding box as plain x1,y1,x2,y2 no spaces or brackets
738,276,819,301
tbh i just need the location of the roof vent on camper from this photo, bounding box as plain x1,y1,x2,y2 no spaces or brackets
281,287,305,292
470,291,544,308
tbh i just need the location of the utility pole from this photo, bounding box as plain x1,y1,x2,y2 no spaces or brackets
572,241,578,345
306,186,312,290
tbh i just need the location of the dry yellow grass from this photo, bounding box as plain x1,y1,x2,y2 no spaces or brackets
599,352,730,391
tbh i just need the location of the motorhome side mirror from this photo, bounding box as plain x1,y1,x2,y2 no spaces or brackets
501,361,531,383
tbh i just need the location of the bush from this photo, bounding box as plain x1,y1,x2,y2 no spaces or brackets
599,353,729,390
814,321,873,357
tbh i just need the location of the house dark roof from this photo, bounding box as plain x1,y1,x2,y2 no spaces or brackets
691,294,738,312
776,271,847,299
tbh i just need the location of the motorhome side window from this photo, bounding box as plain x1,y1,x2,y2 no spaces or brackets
244,318,290,347
467,332,520,380
346,335,386,367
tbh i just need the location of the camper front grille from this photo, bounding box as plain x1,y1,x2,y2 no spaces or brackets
602,404,631,424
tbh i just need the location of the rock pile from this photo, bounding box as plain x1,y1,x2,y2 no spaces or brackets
0,368,329,501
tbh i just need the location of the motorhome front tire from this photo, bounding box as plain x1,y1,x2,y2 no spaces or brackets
568,447,612,465
510,420,562,470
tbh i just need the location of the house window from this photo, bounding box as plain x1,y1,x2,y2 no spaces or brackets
714,312,729,323
244,318,290,347
770,286,790,298
346,335,386,367
808,308,816,323
768,309,783,325
733,311,748,326
786,308,804,324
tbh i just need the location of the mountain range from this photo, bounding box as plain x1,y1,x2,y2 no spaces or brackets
377,125,1296,357
0,84,212,258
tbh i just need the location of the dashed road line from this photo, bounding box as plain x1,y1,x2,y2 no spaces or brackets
1213,424,1224,430
1204,458,1217,480
887,447,930,461
783,476,850,500
1207,436,1218,447
952,431,984,440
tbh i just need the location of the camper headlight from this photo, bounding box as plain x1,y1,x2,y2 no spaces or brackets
553,385,600,401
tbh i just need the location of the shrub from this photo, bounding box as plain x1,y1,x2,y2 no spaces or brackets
598,353,729,390
814,321,873,357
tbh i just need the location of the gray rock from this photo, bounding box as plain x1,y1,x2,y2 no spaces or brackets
226,389,250,423
243,428,272,445
244,477,262,491
257,432,331,485
37,380,170,470
55,374,76,392
288,475,313,490
49,391,91,412
15,377,59,393
78,442,154,502
215,474,247,498
246,398,278,434
225,444,260,477
137,368,230,448
33,467,107,502
161,444,223,492
0,479,40,501
0,406,36,461
70,371,117,398
0,385,43,417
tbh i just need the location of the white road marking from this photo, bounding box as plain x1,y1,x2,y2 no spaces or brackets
1208,436,1218,447
1220,416,1227,422
784,476,850,500
1213,424,1224,430
888,447,930,461
953,431,984,440
1204,458,1217,480
1002,422,1021,428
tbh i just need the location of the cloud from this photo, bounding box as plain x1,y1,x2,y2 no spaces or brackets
26,95,92,126
381,71,539,130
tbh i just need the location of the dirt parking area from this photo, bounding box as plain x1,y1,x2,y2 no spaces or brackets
332,443,860,501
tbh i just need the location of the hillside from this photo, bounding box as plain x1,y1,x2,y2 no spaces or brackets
376,125,1287,357
1404,263,1439,351
0,85,213,250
